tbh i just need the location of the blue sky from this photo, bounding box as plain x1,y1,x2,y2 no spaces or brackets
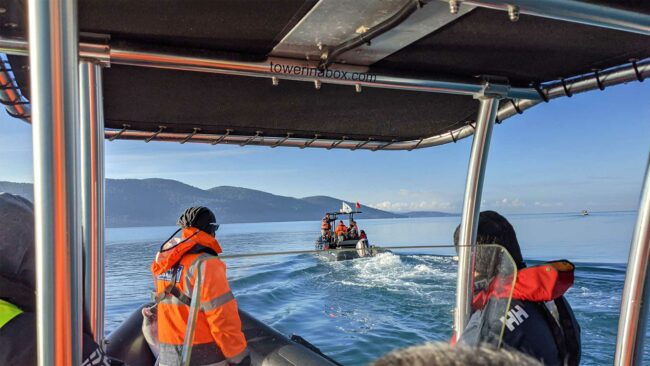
0,81,648,214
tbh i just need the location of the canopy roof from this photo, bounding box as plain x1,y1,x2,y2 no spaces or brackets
1,0,649,149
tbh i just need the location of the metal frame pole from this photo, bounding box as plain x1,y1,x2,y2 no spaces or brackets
454,89,502,338
458,0,650,36
0,37,541,100
27,0,82,365
79,60,105,344
615,153,650,366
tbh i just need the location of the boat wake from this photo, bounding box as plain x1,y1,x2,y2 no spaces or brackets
328,252,456,303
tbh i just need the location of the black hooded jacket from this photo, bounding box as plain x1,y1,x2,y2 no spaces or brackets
0,193,111,365
460,260,581,366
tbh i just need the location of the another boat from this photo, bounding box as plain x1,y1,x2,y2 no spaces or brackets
581,210,589,216
315,237,390,262
314,205,390,261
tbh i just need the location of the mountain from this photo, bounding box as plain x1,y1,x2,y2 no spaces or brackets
400,211,460,218
0,179,402,227
0,181,33,201
107,178,216,227
206,186,325,223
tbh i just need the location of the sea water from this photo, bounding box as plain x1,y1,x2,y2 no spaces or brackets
105,211,649,365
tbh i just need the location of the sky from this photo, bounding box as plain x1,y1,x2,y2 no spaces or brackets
0,81,648,214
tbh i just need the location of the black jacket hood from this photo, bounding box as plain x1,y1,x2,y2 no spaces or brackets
0,192,35,310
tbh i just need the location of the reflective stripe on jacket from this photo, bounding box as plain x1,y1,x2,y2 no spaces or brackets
152,228,248,366
0,299,22,329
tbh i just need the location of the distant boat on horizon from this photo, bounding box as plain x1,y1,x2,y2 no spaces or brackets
581,209,589,216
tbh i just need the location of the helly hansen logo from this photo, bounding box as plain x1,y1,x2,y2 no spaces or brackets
500,305,530,331
81,349,110,366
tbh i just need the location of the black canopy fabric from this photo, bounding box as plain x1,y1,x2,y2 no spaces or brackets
77,0,317,58
100,65,479,141
373,8,650,87
2,0,650,143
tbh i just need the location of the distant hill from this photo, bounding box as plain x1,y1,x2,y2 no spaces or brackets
107,178,215,227
400,211,460,218
0,179,403,227
0,181,33,201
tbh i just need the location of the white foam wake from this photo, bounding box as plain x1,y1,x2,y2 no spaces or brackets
331,253,456,301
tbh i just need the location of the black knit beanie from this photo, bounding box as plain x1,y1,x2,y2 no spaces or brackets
177,206,217,236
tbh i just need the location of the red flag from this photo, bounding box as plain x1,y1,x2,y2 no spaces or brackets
356,201,361,209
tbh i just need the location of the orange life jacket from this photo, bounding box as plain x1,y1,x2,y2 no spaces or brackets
151,227,248,365
321,218,331,230
335,223,348,236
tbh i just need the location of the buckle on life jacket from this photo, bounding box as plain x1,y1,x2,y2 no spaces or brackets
168,286,192,306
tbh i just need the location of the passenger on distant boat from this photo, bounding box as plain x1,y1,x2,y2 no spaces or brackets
150,206,250,366
0,193,112,366
452,211,581,366
321,213,331,239
348,219,359,239
335,220,348,242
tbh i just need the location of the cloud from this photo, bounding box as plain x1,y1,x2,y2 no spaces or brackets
484,198,527,209
502,198,525,208
370,189,459,212
481,198,565,211
534,201,564,207
370,200,455,212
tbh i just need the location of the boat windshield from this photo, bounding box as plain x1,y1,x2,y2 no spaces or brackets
463,244,518,349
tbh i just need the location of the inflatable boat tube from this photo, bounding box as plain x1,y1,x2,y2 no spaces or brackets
316,246,391,262
105,305,339,366
104,304,156,366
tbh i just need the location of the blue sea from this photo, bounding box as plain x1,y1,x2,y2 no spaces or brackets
105,211,649,365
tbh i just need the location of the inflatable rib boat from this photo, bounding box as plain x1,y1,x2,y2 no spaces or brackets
315,237,390,262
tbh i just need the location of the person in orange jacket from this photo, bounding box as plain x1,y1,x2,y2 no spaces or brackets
321,213,332,239
151,207,249,366
335,220,348,242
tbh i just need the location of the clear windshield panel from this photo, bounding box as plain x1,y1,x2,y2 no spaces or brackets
177,244,515,365
459,244,517,349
